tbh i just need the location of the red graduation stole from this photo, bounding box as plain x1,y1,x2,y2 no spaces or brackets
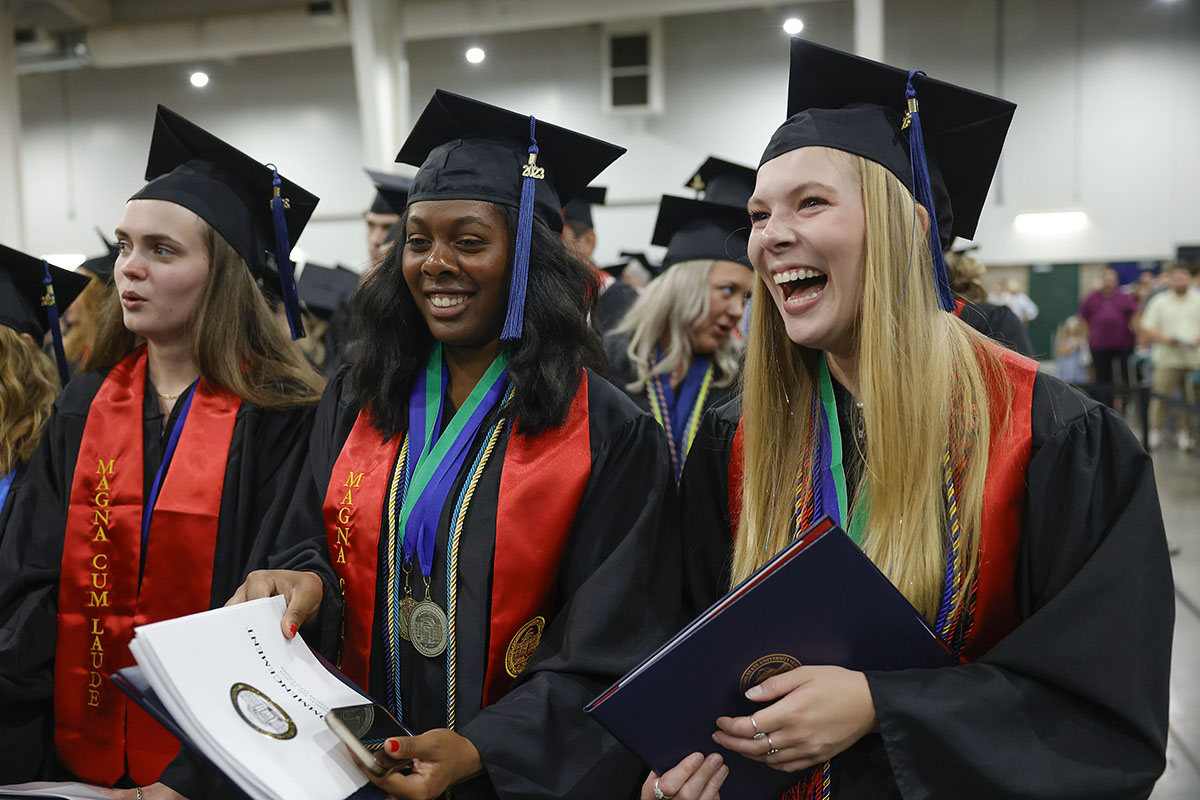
55,345,241,785
324,372,593,706
725,344,1036,658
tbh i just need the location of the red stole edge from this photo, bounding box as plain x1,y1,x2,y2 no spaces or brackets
323,412,402,690
56,346,240,784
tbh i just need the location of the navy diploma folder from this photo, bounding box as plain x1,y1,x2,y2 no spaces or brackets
585,516,953,798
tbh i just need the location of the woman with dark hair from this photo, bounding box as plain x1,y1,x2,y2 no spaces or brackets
0,107,326,795
233,91,679,800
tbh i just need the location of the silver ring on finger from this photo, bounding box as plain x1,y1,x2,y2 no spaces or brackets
653,777,673,800
751,715,765,739
766,734,780,756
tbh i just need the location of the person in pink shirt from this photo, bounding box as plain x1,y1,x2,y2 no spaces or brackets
1079,268,1139,409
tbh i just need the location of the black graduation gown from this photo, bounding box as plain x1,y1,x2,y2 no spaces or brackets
679,374,1173,798
959,300,1035,358
0,462,27,546
274,368,682,800
601,331,740,417
0,366,320,785
593,281,638,336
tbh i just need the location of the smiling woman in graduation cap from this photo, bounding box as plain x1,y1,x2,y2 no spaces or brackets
0,106,328,792
603,160,756,485
652,40,1172,800
233,90,680,799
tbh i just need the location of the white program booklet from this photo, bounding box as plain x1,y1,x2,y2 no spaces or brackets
126,595,374,800
0,783,112,799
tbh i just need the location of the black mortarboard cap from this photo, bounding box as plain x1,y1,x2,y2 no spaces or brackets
601,250,662,280
0,244,91,383
685,157,757,208
765,39,1014,246
396,90,626,339
79,227,119,282
129,105,319,338
298,262,360,318
562,186,607,229
651,195,752,271
762,40,1015,310
366,169,412,216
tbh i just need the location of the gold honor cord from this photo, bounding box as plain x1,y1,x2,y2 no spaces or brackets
384,437,411,716
446,413,508,730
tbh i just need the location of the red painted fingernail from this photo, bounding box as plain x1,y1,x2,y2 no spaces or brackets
386,738,400,754
289,624,298,636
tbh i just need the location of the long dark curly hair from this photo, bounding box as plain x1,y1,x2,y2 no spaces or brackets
349,203,605,439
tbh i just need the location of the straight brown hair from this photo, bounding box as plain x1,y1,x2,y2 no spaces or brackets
85,219,324,408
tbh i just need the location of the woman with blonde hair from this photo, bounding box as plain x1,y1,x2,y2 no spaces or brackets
605,193,752,483
0,248,89,538
650,40,1171,800
0,106,328,797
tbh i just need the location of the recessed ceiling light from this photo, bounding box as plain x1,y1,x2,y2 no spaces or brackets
190,71,210,88
465,47,485,64
783,17,805,35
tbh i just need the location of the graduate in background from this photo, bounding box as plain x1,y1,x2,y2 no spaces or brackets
654,40,1171,800
563,185,639,334
603,184,753,484
0,106,327,795
61,232,121,373
0,248,89,540
942,248,1034,358
231,90,680,800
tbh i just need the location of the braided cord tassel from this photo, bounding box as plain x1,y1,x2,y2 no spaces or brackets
903,72,956,312
40,262,70,385
268,166,306,340
500,117,541,340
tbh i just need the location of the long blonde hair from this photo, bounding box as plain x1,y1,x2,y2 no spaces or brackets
85,221,324,408
732,153,1006,622
614,259,743,392
0,326,60,474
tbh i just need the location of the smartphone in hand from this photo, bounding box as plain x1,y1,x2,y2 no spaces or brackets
326,702,415,777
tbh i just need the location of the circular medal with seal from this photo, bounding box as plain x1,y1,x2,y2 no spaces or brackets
739,654,803,693
229,683,297,740
505,616,546,678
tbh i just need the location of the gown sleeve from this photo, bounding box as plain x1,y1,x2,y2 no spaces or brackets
457,408,683,800
679,399,740,618
864,376,1173,799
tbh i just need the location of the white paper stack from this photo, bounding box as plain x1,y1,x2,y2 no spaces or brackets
127,596,373,800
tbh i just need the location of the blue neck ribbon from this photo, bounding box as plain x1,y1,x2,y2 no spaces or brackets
397,343,509,577
141,382,198,549
0,465,17,517
653,348,711,447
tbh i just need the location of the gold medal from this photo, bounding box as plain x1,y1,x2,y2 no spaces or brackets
397,596,419,642
409,600,448,658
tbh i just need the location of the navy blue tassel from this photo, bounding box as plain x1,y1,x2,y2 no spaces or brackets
500,116,540,341
268,166,305,340
41,261,71,385
904,71,956,312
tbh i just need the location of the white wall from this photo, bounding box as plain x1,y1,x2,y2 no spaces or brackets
12,0,1200,270
17,46,374,269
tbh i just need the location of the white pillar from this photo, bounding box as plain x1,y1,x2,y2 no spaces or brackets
854,0,885,62
0,8,26,247
348,0,411,171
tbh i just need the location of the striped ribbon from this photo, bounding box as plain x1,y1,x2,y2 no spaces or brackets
646,358,714,484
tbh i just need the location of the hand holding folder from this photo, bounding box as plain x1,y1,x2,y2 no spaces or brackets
587,517,953,799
